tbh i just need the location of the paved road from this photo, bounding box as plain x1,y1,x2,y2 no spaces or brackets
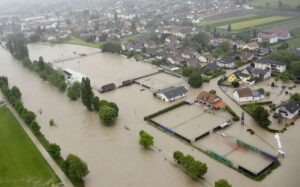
0,93,73,187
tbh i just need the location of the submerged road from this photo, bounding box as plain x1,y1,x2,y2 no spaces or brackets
0,93,73,187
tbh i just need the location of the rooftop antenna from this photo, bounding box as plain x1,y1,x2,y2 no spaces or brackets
275,133,285,158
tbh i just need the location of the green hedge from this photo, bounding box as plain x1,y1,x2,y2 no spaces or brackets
225,105,240,121
144,101,188,120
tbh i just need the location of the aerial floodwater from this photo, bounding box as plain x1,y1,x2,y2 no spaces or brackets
0,44,300,187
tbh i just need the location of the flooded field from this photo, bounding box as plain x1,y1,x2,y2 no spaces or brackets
1,44,300,187
152,104,230,141
136,72,186,91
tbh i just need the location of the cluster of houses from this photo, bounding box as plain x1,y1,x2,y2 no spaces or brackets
227,58,287,86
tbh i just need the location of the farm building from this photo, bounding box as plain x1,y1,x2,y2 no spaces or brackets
99,83,116,93
154,86,188,102
64,68,87,85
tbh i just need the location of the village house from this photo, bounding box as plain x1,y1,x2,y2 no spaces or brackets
143,40,157,49
227,70,251,83
276,31,291,41
251,68,271,80
254,59,287,73
154,86,188,102
257,32,278,44
233,87,264,102
234,40,246,49
240,52,255,63
203,62,221,74
274,100,300,119
242,42,259,51
167,53,184,65
197,91,226,109
216,57,235,69
198,52,215,63
165,35,179,44
182,48,198,59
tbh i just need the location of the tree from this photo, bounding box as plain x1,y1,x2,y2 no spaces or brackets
67,82,81,100
99,105,118,125
139,130,154,149
215,179,232,187
182,66,196,77
209,89,216,94
81,78,93,110
102,42,121,53
188,71,203,88
251,105,270,127
227,24,232,32
173,151,184,164
48,143,61,159
30,121,41,134
99,33,108,42
290,61,300,76
232,81,240,88
38,56,45,70
277,42,289,50
63,154,89,181
291,93,300,102
92,96,100,111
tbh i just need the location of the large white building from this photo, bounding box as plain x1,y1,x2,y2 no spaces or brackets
155,86,188,102
64,68,88,85
233,87,264,102
254,59,287,73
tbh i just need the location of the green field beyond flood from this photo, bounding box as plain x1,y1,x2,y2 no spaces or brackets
0,106,59,187
218,16,291,31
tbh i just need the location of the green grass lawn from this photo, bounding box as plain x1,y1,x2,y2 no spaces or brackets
64,37,101,48
218,16,291,31
249,0,300,9
198,14,258,27
0,106,59,187
120,33,142,42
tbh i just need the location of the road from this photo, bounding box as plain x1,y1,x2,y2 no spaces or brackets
0,93,73,187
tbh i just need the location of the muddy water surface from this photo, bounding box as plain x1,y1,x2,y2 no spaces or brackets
1,44,300,187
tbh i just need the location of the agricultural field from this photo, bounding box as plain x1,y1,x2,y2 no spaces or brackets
64,37,101,48
248,0,300,10
0,106,59,187
217,16,292,31
197,14,258,27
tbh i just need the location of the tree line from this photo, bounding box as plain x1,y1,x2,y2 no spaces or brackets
0,76,88,187
23,57,67,92
5,34,67,92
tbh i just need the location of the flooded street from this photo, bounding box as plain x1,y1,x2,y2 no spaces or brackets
1,44,300,187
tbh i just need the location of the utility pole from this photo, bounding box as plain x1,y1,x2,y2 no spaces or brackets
241,112,244,125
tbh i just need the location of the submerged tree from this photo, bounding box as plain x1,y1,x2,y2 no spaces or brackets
139,130,154,149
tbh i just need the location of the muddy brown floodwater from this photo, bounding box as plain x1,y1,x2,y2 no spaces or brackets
1,44,300,187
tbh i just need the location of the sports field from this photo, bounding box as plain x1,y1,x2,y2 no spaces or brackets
0,107,59,187
152,104,230,142
218,16,291,31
